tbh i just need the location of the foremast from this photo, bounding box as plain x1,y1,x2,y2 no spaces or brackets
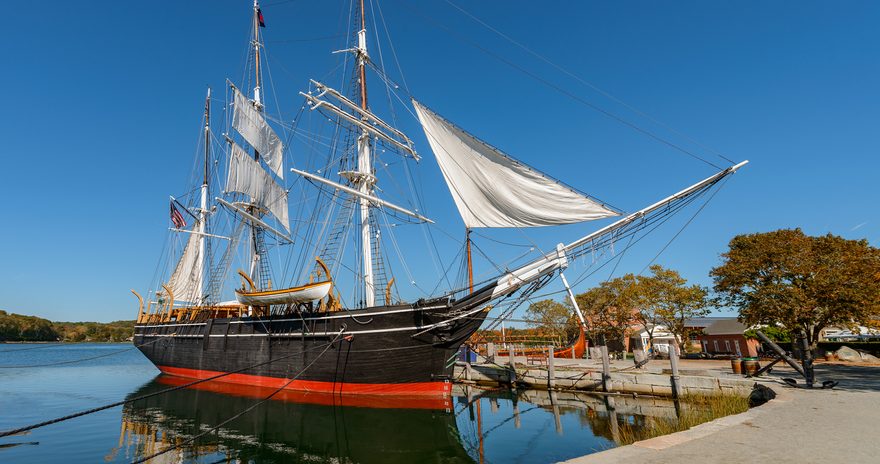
197,88,211,305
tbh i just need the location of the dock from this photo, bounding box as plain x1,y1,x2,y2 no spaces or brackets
560,362,880,464
454,355,756,398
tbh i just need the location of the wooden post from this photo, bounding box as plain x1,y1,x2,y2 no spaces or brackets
550,390,563,435
487,342,496,364
669,339,682,398
547,345,556,390
599,334,611,392
464,346,472,382
800,330,815,388
606,396,620,444
508,344,517,385
513,397,522,429
476,396,485,464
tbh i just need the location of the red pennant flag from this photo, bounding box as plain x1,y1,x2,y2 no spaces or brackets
257,8,266,28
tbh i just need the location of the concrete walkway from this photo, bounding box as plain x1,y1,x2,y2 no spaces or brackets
561,363,880,464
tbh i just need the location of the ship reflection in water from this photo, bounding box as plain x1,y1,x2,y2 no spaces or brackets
113,376,687,463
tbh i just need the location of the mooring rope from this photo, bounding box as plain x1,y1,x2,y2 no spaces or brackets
0,343,66,353
131,329,346,464
0,330,346,439
0,338,165,369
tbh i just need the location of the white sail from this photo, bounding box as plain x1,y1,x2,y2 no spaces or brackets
226,142,290,232
413,100,619,228
166,229,203,303
232,85,284,179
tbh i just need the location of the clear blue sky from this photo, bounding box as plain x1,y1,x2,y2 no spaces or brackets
1,1,878,322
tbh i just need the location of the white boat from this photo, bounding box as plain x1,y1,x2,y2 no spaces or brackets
235,280,332,306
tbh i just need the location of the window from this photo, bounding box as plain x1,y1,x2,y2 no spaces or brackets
734,340,742,357
702,340,708,352
725,340,731,353
713,340,719,352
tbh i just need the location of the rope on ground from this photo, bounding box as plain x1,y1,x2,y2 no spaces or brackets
131,329,346,464
0,333,345,439
0,338,165,369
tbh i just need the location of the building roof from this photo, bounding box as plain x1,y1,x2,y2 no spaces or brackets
685,317,737,329
703,319,748,335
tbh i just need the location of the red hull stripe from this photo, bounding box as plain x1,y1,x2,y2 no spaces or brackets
155,375,452,410
157,365,452,397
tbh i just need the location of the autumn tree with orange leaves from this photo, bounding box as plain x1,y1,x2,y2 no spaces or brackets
711,229,880,349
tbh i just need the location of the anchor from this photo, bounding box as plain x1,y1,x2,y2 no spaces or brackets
748,330,837,389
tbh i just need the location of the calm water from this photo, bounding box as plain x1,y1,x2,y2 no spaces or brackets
0,344,682,463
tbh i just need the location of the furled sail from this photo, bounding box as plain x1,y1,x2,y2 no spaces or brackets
226,142,290,232
166,230,202,302
232,85,284,179
412,100,619,228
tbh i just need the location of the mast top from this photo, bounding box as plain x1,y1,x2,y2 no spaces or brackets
357,0,368,110
252,0,264,109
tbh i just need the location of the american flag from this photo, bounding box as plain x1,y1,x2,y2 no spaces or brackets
170,202,187,229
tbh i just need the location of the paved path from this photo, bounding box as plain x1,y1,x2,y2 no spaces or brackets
561,363,880,464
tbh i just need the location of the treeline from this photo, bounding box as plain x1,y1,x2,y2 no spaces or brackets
0,310,134,342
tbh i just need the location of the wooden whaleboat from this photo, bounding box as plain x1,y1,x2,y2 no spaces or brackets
234,259,333,307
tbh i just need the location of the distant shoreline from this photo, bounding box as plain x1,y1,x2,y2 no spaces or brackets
0,310,134,343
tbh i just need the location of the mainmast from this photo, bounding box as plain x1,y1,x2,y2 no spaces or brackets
355,0,376,307
466,229,474,293
198,88,211,305
249,0,264,288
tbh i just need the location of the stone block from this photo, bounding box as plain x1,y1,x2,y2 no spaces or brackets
611,372,639,384
678,376,720,390
623,382,655,395
555,378,576,389
574,379,603,390
718,377,754,389
636,373,675,386
651,385,674,396
682,387,717,397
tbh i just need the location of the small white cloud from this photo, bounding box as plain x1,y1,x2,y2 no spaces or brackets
851,222,868,231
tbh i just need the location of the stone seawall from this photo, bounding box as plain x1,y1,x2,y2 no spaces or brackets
455,363,755,397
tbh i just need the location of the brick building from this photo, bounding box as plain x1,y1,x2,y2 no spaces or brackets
697,319,760,357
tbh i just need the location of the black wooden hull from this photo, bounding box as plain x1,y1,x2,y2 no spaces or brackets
134,295,491,396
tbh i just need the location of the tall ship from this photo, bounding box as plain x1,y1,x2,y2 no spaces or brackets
132,1,746,396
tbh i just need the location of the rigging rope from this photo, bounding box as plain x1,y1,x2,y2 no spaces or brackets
638,177,730,275
441,0,737,167
0,332,345,439
131,329,346,464
399,0,724,171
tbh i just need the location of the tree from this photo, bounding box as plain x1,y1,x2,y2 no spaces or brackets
524,299,577,345
711,228,880,349
637,265,709,354
576,275,640,352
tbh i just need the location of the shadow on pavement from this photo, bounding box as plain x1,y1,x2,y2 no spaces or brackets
764,363,880,393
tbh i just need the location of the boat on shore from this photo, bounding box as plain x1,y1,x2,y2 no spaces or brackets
131,1,745,396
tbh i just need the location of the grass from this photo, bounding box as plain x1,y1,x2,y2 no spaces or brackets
614,393,750,445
